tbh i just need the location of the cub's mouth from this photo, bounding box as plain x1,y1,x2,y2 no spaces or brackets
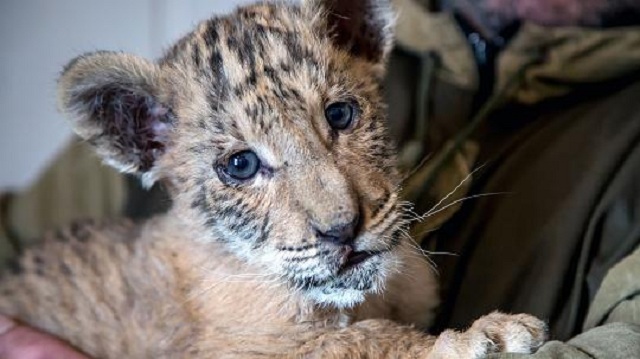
339,249,384,274
285,227,403,307
298,245,396,307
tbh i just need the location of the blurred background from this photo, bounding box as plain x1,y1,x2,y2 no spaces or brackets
0,0,255,191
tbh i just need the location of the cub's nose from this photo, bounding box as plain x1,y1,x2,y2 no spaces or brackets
314,216,360,245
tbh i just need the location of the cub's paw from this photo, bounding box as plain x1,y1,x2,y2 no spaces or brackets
430,312,547,358
471,311,548,354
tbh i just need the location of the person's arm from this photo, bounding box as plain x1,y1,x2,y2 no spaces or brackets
489,245,640,359
489,322,640,359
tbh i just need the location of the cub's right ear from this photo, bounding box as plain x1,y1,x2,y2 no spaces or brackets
58,51,174,186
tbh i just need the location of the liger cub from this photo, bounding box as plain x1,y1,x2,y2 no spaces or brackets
0,0,547,357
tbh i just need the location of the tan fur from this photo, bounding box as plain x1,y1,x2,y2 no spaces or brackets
0,1,546,357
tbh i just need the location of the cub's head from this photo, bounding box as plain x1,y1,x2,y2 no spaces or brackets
58,0,409,307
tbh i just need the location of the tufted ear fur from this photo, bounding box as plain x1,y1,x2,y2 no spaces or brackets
58,51,174,186
306,0,396,64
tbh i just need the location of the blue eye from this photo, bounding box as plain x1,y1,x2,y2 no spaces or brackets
325,102,355,130
225,151,260,180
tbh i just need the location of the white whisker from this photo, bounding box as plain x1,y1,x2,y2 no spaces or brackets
419,163,487,220
419,192,511,221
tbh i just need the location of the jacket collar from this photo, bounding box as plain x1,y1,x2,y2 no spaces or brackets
394,0,640,105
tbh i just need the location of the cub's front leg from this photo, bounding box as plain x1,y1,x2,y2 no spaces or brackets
292,312,547,359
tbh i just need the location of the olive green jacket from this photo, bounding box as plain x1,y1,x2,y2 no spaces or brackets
493,246,640,358
390,1,640,357
0,141,125,263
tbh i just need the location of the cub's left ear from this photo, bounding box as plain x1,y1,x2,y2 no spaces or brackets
307,0,395,64
57,51,174,186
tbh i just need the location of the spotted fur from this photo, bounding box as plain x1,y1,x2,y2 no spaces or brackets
0,1,546,357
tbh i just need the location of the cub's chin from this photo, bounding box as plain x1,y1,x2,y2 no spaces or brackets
303,250,398,308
